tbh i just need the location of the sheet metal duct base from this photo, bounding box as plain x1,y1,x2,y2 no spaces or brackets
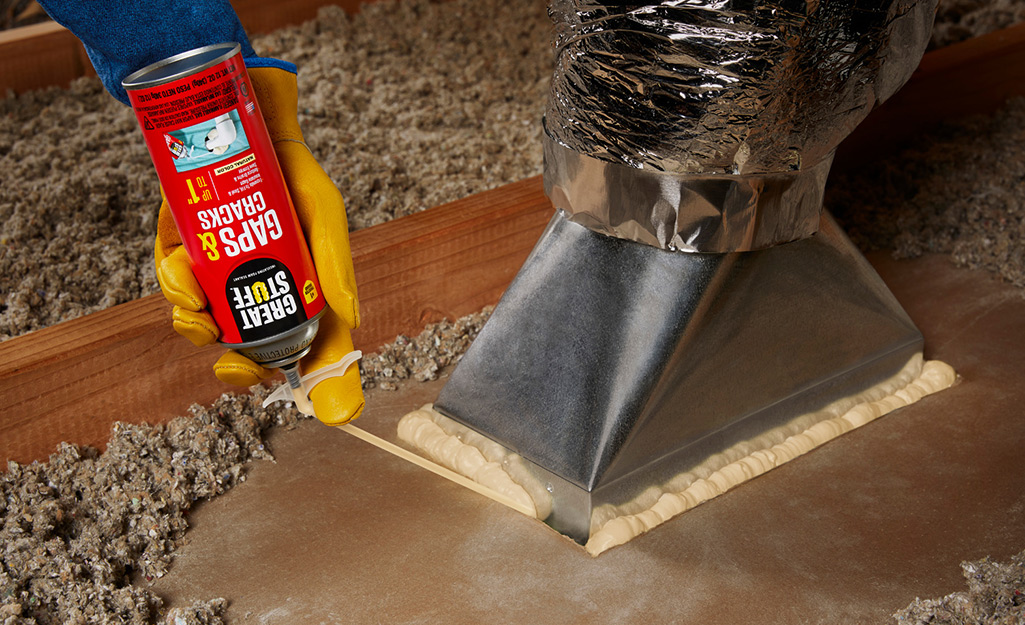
435,211,923,544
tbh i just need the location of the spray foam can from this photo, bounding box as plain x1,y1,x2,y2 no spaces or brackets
123,43,325,399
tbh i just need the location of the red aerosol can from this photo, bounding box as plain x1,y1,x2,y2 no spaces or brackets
123,43,323,410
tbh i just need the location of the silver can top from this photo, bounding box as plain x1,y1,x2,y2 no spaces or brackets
122,42,240,91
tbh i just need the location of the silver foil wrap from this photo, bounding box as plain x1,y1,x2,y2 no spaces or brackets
544,136,831,251
543,0,938,251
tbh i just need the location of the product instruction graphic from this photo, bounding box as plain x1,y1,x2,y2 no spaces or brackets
165,109,251,172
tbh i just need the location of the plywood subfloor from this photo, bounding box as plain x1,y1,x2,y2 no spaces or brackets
148,252,1025,624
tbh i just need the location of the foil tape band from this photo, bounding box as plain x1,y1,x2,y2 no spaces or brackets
543,135,831,253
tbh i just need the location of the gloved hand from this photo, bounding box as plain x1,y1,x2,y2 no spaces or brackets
154,65,364,426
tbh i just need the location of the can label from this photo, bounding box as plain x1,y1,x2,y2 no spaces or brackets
124,45,325,347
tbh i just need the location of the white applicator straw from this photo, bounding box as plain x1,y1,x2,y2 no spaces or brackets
264,351,363,418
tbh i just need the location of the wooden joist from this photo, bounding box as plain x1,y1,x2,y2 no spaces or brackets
0,177,553,466
0,21,92,96
833,21,1025,170
0,0,370,96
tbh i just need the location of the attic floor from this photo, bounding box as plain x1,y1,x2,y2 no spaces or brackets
149,251,1025,624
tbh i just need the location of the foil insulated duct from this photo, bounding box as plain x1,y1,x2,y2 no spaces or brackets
436,0,939,544
543,0,939,251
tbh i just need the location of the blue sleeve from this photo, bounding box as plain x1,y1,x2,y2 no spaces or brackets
37,0,296,105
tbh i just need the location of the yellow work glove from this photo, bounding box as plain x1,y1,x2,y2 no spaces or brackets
154,65,364,426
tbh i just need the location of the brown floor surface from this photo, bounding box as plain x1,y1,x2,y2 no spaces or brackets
148,252,1025,624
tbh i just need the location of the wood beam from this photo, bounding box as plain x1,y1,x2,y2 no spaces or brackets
0,0,372,95
0,177,553,465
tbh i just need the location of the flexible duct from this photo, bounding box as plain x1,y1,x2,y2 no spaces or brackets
542,0,938,251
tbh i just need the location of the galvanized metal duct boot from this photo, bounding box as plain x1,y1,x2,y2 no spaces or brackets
436,0,939,544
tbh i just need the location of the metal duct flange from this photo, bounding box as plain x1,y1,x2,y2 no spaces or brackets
434,210,924,544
